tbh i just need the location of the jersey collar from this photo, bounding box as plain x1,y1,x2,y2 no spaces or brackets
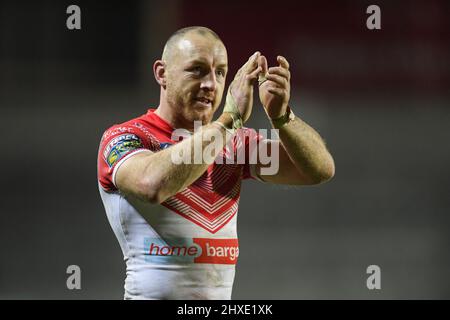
145,108,174,136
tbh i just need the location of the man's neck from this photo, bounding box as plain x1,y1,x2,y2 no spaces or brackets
154,104,195,132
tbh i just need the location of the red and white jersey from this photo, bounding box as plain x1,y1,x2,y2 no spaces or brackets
97,109,262,299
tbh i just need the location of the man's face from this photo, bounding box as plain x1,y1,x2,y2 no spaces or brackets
164,33,228,127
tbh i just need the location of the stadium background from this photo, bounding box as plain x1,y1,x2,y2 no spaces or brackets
1,0,449,299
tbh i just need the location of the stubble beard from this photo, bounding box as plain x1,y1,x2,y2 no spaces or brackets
166,83,221,128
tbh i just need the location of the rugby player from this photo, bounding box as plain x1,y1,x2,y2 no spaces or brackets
97,26,334,299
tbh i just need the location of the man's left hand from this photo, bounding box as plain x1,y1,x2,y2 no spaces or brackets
258,55,291,119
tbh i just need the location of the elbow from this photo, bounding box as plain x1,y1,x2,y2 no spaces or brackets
319,158,335,183
145,189,165,205
309,159,335,185
137,178,167,205
321,162,335,183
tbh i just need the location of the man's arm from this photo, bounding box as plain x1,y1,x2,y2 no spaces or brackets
115,52,262,204
255,55,335,185
115,114,234,203
255,115,335,185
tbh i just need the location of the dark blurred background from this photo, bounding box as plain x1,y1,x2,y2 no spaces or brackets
1,0,449,299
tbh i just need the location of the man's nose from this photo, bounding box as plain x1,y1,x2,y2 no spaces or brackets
200,72,217,92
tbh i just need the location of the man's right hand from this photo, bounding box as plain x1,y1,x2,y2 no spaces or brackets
224,51,262,124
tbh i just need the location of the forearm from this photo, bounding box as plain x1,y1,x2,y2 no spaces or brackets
118,52,260,203
274,114,335,183
141,113,234,202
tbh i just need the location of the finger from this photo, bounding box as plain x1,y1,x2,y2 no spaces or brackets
235,64,245,79
258,55,269,85
250,51,260,61
268,66,290,80
277,55,290,70
251,51,261,61
258,55,268,75
266,74,288,88
244,51,260,73
235,52,260,79
267,87,285,97
246,66,262,83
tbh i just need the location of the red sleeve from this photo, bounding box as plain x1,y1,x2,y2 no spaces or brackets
97,123,159,191
236,128,264,180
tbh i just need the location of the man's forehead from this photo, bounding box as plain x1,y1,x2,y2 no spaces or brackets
175,36,227,64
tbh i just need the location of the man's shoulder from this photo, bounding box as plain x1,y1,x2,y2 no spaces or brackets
100,109,158,144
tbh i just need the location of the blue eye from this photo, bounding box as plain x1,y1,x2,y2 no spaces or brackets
192,66,202,74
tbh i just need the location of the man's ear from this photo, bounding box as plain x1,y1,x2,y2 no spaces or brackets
153,60,167,88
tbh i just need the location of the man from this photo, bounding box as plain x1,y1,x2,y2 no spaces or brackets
97,26,334,299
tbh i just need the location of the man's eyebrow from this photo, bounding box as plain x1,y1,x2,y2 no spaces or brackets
186,59,228,69
186,59,208,65
216,63,228,69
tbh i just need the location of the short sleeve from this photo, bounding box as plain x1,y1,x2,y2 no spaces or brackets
97,124,159,191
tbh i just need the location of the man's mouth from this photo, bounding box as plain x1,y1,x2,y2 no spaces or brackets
194,97,213,108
